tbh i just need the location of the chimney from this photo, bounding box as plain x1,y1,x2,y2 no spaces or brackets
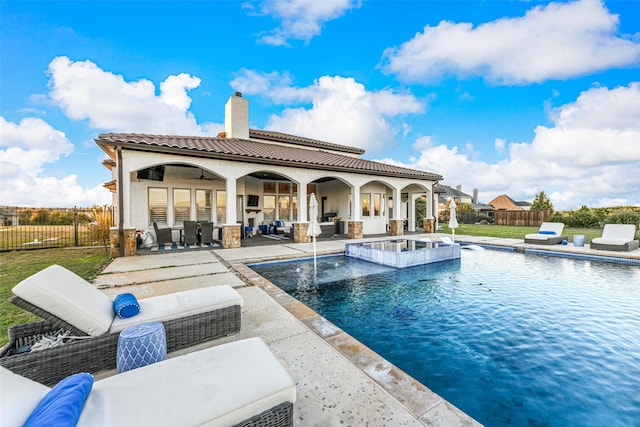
473,188,478,204
456,184,462,192
224,92,249,140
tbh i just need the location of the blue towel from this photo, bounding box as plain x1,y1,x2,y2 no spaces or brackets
538,230,556,235
113,293,140,318
24,372,93,427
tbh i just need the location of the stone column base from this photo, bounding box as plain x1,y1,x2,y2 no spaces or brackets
423,218,436,233
222,224,241,248
109,227,136,257
347,221,363,239
389,219,404,236
293,222,311,243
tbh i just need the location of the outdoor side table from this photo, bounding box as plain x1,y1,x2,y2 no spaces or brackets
573,234,585,247
117,321,167,373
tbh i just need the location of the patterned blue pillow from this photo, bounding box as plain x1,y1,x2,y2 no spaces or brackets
113,293,141,318
24,372,93,427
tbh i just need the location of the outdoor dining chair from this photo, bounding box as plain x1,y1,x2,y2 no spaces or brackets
152,222,173,246
182,220,198,246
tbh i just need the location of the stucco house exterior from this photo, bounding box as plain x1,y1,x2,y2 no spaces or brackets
96,93,443,251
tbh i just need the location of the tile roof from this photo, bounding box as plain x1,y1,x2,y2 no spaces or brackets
249,129,365,155
95,133,442,181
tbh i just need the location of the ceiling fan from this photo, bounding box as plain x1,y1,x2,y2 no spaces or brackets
198,168,216,181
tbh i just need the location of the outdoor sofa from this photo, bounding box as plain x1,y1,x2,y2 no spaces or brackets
524,222,568,245
0,264,243,386
590,224,639,251
1,337,297,427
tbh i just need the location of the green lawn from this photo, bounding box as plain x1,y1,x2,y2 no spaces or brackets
443,224,604,242
0,247,112,346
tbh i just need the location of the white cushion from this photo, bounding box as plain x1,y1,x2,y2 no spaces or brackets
600,224,636,241
12,265,114,337
77,337,296,427
0,367,50,427
109,285,243,333
538,222,565,235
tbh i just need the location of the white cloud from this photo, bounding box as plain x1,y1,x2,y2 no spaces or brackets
231,69,425,153
381,0,640,84
47,56,218,135
244,0,362,45
0,116,110,207
383,82,640,210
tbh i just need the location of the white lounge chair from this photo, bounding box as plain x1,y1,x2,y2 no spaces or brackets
1,265,243,386
1,337,296,427
524,222,568,245
590,224,639,251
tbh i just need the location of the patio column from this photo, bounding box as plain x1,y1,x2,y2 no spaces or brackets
348,185,363,239
222,177,241,248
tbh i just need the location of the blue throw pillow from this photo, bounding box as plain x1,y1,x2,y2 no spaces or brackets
538,230,556,235
113,293,140,318
24,372,93,427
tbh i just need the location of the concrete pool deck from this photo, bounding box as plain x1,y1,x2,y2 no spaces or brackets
92,233,639,426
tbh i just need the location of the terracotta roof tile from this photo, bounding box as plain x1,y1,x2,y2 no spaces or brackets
96,133,442,180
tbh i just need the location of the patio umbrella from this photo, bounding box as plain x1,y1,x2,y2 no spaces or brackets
307,193,322,270
448,198,459,242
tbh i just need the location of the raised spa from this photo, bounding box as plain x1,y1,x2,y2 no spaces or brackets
345,239,460,268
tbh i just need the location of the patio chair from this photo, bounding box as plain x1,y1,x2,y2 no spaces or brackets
524,222,568,245
182,220,198,246
200,221,214,245
153,222,173,245
2,337,296,427
590,224,639,251
0,264,243,386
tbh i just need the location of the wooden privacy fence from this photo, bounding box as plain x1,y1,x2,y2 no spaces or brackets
493,210,550,227
0,205,115,252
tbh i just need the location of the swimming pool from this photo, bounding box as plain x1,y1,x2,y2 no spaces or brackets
250,250,640,427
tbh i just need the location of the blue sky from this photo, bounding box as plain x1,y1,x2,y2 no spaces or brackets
1,0,639,210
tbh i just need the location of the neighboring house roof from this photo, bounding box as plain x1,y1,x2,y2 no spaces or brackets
438,185,471,199
487,194,531,211
95,133,443,181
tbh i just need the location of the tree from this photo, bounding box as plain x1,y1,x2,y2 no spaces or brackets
531,191,554,212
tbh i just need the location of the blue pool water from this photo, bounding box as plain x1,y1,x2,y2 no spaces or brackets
250,250,640,427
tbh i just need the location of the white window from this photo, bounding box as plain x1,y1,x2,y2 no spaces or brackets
263,195,276,222
149,188,168,225
216,190,226,224
196,190,212,222
374,193,381,217
173,189,191,223
361,193,371,217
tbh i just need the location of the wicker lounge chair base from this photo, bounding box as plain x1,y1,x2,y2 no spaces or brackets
590,241,639,251
524,236,568,245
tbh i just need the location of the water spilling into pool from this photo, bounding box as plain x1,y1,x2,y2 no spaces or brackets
250,250,640,427
345,239,460,268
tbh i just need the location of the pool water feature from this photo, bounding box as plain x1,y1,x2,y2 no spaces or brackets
345,239,461,268
250,251,640,427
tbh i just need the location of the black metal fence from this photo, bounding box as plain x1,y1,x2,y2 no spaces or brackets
0,206,115,252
